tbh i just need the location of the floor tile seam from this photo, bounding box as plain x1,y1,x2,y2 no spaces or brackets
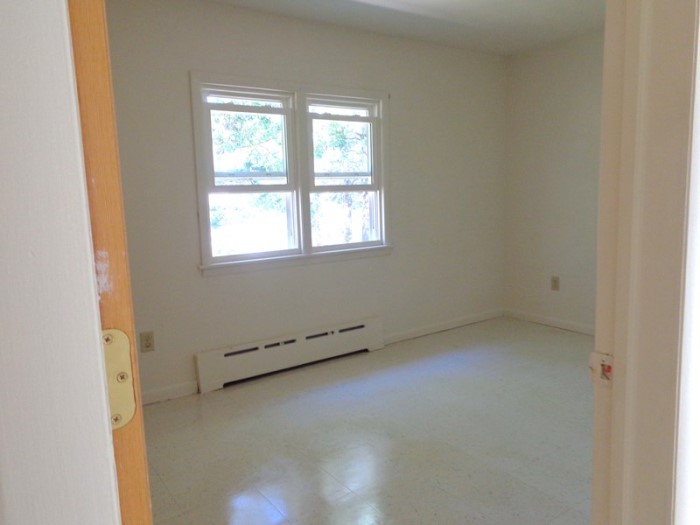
344,473,452,502
250,486,291,522
156,479,181,507
256,478,370,523
252,466,356,500
156,458,265,505
433,458,576,509
358,482,490,523
151,435,270,468
505,470,591,512
147,461,181,504
317,462,367,495
273,489,380,524
542,503,584,525
179,486,289,523
155,508,190,525
148,479,189,523
490,469,585,519
355,490,383,517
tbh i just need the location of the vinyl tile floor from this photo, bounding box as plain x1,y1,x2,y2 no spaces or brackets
144,317,593,525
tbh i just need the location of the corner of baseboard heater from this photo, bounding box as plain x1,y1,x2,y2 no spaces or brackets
195,317,384,394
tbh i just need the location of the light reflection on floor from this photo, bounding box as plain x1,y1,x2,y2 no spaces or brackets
144,318,593,524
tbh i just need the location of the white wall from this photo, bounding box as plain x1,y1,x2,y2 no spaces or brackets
0,1,121,523
505,33,603,334
107,0,508,402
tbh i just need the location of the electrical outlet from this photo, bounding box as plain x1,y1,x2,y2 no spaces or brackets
551,276,560,291
140,331,155,353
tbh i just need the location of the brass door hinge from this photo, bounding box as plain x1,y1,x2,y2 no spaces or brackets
102,329,136,430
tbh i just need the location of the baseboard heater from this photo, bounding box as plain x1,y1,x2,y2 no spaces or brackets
196,317,384,393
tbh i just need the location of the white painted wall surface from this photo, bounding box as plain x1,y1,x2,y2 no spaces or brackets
505,33,603,334
107,0,507,402
0,1,121,524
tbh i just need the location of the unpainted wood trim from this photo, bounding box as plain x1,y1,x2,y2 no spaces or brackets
67,1,153,523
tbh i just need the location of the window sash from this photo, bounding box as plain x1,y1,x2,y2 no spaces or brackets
309,189,381,251
207,190,300,260
306,96,378,117
312,239,384,253
207,184,294,194
203,104,295,192
308,113,378,124
305,99,382,194
205,102,290,116
202,87,293,107
308,184,375,193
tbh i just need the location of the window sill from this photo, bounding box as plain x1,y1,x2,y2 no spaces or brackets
200,244,393,276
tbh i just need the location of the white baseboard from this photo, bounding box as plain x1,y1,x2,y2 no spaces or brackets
141,309,591,405
503,310,595,336
142,381,198,405
384,310,504,345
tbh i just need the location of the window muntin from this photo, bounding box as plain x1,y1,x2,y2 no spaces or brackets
308,104,370,117
192,75,387,267
206,95,283,108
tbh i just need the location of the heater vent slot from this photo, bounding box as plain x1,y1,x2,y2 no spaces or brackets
196,317,383,393
306,331,330,340
339,324,365,333
224,346,258,358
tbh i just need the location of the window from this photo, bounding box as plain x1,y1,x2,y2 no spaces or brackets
191,74,388,270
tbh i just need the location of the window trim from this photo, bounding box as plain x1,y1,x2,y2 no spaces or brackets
191,72,390,271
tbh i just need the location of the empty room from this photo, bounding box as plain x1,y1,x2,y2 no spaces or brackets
10,1,700,525
106,0,603,523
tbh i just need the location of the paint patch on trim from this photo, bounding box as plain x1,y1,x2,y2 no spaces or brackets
95,250,113,296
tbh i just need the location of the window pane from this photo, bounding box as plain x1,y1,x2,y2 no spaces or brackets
210,110,287,186
310,192,379,247
309,104,369,117
207,95,283,108
209,192,297,257
313,120,371,185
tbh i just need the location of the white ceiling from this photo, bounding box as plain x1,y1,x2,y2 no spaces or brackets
214,0,606,56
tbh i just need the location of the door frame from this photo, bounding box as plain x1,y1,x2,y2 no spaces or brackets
593,0,700,524
68,1,153,524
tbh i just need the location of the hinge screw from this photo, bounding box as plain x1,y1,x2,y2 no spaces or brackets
111,414,122,425
103,334,113,345
116,372,129,383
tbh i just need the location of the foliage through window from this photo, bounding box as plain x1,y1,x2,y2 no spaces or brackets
192,74,388,268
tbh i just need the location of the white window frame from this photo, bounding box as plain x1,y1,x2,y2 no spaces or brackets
191,72,390,272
